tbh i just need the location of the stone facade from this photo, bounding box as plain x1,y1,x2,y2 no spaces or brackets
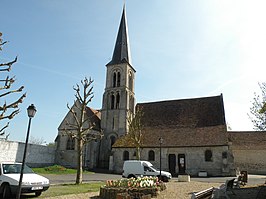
55,101,101,168
112,145,235,177
229,131,266,174
0,139,55,167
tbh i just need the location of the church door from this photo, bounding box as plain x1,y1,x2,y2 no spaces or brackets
168,154,176,176
178,154,186,174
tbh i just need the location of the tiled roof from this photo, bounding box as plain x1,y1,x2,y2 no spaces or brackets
137,95,226,128
228,131,266,150
113,95,228,148
86,107,101,131
113,125,228,148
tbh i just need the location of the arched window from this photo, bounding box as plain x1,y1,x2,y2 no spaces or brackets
148,150,155,161
205,150,213,162
116,93,120,109
111,94,115,109
128,72,133,91
113,73,116,87
123,151,129,160
117,72,121,87
66,137,75,150
222,151,228,159
110,136,116,148
129,95,134,112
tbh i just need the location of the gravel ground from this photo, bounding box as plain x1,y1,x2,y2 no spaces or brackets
44,181,222,199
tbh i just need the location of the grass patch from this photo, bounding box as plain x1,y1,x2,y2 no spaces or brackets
32,165,94,175
38,182,104,198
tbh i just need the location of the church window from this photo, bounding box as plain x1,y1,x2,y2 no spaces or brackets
111,94,115,109
116,93,120,109
110,136,116,148
66,137,75,150
113,73,117,87
148,150,155,161
222,151,228,159
129,95,134,112
128,72,133,91
123,151,129,160
117,72,121,87
205,150,213,162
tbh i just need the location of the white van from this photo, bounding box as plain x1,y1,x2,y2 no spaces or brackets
122,160,172,182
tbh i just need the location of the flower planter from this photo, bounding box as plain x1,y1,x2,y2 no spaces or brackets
100,187,156,199
99,176,165,199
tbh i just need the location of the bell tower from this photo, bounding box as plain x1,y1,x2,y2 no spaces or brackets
99,5,136,168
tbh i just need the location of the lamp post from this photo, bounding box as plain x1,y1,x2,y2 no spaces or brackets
159,137,163,180
16,104,37,199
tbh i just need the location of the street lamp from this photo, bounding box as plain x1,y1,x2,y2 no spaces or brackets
159,137,163,180
16,104,37,199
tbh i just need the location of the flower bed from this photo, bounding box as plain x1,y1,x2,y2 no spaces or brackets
99,177,166,199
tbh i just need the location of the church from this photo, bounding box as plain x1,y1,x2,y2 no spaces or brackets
55,6,237,177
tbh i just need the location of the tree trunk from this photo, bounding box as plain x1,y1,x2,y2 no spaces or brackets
136,146,140,160
76,139,83,184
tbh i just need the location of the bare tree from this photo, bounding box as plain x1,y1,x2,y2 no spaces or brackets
127,106,144,160
29,136,46,145
249,82,266,130
64,77,103,184
0,33,26,137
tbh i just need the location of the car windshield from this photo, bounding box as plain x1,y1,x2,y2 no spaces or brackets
2,164,34,174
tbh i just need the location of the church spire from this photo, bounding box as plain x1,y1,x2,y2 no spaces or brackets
107,5,132,66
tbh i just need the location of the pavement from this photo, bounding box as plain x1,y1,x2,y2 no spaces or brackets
43,172,266,186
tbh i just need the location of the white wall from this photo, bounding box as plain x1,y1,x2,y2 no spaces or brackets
0,140,55,167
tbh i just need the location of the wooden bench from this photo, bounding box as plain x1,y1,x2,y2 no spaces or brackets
191,187,214,199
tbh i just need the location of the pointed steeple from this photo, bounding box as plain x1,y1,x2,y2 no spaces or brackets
107,5,132,66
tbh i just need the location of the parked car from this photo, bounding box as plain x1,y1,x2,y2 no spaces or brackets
122,160,172,182
0,162,49,198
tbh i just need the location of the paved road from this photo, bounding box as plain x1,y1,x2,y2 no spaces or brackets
43,173,266,186
43,173,122,185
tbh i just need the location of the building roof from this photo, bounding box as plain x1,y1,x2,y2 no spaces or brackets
228,131,266,150
137,94,226,128
106,5,132,67
58,100,101,132
85,107,101,131
113,125,228,148
113,95,228,148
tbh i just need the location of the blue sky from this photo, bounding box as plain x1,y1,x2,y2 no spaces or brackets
1,0,265,144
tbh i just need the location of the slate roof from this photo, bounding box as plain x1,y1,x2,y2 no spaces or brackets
113,95,228,148
107,5,133,67
228,131,266,150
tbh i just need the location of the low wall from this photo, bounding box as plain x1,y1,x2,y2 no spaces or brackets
0,139,55,167
232,149,266,174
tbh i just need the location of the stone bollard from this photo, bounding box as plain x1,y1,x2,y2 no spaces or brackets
178,174,190,182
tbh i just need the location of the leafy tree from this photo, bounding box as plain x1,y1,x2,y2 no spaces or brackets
0,33,26,138
249,82,266,130
64,77,103,184
127,106,144,160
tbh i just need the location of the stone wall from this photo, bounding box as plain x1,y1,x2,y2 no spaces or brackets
232,149,266,174
112,145,235,177
0,139,55,167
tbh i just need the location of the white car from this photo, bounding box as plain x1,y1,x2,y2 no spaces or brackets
0,162,49,198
